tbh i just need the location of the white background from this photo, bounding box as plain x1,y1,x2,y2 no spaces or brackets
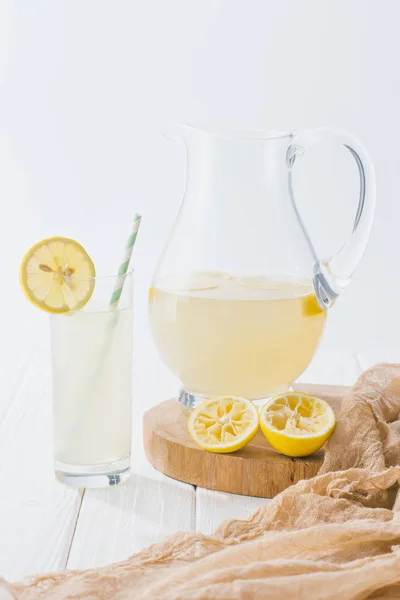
0,0,397,371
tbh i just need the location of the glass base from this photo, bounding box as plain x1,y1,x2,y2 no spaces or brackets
178,385,291,411
55,455,130,488
178,388,208,411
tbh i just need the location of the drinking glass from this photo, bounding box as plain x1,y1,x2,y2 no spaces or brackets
51,270,133,487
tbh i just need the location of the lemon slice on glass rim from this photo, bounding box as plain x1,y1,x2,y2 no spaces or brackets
20,237,96,313
188,395,259,453
259,392,336,457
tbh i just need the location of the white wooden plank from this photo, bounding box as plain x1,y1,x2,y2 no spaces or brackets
196,350,364,535
196,490,266,535
356,349,399,372
0,351,82,581
67,347,195,570
67,465,195,569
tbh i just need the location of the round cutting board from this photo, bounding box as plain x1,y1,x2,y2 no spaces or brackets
143,383,348,498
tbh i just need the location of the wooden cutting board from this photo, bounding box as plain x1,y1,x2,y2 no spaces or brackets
143,383,349,498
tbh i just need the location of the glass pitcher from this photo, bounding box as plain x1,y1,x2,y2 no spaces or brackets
149,124,375,409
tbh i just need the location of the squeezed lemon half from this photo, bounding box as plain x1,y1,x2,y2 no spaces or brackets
259,392,336,457
188,395,259,453
20,237,96,313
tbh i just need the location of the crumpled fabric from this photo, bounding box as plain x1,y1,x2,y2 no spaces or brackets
5,363,400,599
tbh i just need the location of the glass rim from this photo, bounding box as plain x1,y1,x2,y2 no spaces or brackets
70,268,134,281
169,123,292,142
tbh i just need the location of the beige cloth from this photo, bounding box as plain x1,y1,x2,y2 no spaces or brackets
5,363,400,599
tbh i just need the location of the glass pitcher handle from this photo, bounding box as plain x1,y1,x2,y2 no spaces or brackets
288,127,376,309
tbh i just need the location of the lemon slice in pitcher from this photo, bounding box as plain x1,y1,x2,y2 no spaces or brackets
188,395,259,453
259,392,335,457
158,271,231,292
20,237,96,313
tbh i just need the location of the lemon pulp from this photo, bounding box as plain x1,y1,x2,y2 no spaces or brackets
188,395,259,453
259,392,336,457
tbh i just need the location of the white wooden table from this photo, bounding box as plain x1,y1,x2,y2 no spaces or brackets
0,346,378,582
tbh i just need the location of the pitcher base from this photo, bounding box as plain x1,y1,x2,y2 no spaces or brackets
178,386,291,412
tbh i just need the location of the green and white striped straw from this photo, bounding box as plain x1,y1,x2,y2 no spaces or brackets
109,213,142,307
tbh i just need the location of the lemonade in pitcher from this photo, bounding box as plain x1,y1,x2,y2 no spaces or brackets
149,271,326,400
